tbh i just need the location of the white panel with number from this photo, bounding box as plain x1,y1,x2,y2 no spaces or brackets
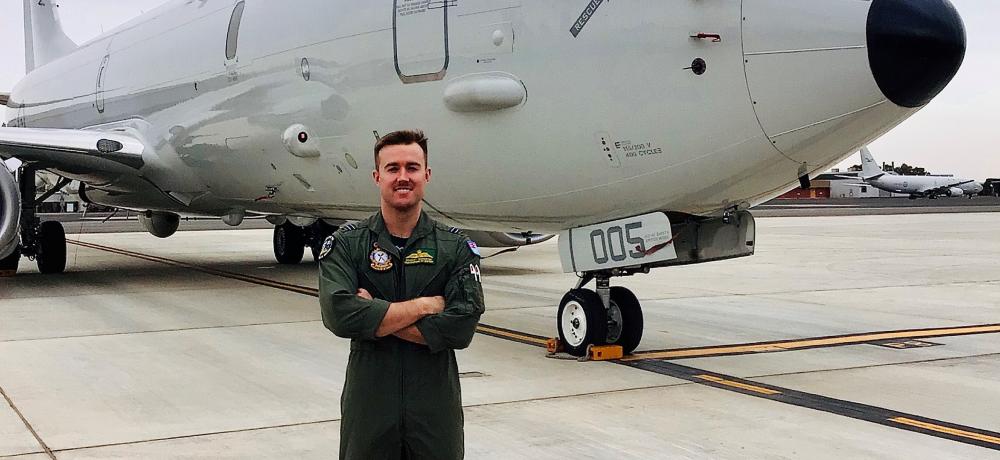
558,212,677,273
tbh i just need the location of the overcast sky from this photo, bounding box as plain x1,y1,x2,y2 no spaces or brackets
1,1,997,179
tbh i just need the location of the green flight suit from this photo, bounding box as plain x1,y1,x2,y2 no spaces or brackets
318,211,485,460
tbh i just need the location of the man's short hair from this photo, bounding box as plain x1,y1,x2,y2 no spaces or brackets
374,129,428,167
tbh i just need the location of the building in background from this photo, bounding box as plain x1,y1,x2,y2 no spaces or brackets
777,170,901,199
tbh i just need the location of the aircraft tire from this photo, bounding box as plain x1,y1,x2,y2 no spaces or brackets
273,223,305,264
557,289,608,357
36,221,67,274
607,286,643,355
0,245,19,276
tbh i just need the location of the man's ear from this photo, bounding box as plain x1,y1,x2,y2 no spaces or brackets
372,168,380,184
425,167,431,183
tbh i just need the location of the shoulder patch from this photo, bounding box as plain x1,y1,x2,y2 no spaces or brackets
448,227,463,235
466,239,481,257
318,235,336,260
340,222,359,232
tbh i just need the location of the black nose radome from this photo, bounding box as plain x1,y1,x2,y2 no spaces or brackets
867,0,966,108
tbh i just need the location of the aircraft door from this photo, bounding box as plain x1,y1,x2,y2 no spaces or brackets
393,0,453,83
224,1,246,81
14,103,25,128
96,55,109,114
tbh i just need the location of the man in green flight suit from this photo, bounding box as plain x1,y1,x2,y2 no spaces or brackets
318,129,485,459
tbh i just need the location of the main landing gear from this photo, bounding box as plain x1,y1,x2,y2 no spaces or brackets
557,270,644,356
10,166,71,274
272,220,337,264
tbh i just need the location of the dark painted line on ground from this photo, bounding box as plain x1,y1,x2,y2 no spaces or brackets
623,360,1000,450
0,384,56,460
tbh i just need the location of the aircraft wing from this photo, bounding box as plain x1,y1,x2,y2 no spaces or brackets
917,179,975,195
835,173,884,181
0,127,145,173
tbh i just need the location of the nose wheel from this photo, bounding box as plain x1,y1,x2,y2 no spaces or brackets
606,286,644,355
557,274,645,357
558,289,608,356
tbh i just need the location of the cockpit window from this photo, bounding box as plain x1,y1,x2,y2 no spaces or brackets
225,1,246,60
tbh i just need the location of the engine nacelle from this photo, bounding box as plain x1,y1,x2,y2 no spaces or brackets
947,187,964,197
0,162,20,259
462,230,555,248
139,211,180,238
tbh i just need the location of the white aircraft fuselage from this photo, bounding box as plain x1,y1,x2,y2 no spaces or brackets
867,174,983,197
4,0,966,233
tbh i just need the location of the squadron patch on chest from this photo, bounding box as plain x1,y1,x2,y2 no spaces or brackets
404,249,435,265
318,235,336,260
369,244,393,271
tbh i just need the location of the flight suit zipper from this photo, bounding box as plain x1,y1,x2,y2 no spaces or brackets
395,252,405,301
394,249,406,433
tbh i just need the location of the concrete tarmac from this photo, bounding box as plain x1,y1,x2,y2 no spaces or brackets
2,213,999,459
755,197,1000,217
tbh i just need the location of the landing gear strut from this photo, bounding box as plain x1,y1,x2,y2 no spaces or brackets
15,166,70,274
557,271,644,356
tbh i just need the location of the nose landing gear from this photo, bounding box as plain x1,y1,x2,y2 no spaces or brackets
557,271,644,357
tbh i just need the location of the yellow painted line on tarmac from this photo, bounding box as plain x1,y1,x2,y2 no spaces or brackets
890,417,1000,445
622,324,1000,361
695,374,782,395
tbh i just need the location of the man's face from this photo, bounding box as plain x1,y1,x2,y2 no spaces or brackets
373,143,430,212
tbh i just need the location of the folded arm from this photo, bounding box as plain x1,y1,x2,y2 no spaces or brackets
414,245,486,353
354,288,442,338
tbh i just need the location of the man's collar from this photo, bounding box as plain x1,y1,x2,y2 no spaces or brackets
370,209,434,248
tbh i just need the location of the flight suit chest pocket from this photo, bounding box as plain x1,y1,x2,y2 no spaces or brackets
359,260,396,301
410,260,448,297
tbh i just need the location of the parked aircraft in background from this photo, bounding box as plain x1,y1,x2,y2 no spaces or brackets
0,0,967,354
841,148,982,199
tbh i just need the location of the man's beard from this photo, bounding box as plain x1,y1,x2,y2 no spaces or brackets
388,199,420,212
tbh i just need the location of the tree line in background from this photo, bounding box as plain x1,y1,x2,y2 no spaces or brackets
847,163,929,175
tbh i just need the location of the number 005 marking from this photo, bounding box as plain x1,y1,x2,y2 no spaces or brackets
589,222,646,264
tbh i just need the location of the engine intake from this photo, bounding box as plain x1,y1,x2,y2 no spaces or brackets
0,162,20,259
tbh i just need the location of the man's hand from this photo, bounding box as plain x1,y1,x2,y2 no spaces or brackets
357,288,373,300
374,295,446,337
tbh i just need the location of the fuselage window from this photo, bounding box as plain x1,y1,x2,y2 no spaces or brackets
225,1,246,60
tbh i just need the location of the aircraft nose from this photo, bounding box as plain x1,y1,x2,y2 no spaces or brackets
867,0,966,108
